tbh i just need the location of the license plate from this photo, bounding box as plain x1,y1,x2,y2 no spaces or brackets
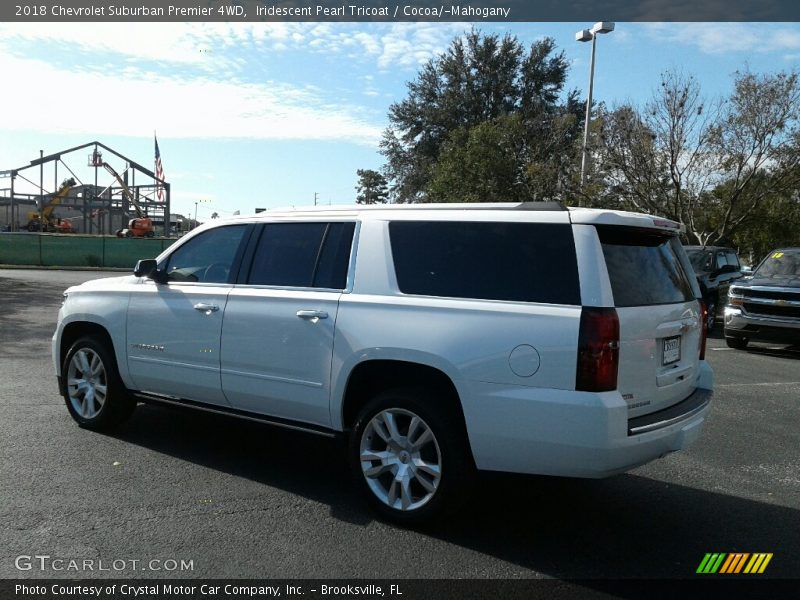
663,336,681,365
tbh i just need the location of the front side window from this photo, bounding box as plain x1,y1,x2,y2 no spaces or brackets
687,249,712,272
164,225,247,284
599,227,695,307
389,221,580,304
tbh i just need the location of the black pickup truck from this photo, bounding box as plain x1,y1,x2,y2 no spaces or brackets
724,248,800,349
685,246,744,331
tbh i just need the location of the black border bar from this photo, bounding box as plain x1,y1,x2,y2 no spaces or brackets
4,0,800,22
3,579,799,600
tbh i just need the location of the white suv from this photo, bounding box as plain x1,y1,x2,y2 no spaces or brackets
53,202,713,522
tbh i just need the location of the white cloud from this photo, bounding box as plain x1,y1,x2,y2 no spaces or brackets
377,24,465,69
0,22,473,144
0,23,212,66
0,53,382,145
0,21,468,76
644,23,800,56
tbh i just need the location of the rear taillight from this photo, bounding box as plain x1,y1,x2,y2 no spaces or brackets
576,307,620,392
698,299,708,360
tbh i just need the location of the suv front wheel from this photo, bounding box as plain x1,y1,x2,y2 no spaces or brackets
725,335,749,350
349,388,468,523
62,337,136,430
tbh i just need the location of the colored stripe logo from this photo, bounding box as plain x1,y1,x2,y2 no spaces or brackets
697,553,773,574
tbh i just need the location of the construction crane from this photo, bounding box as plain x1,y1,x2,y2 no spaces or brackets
92,156,155,238
26,177,77,233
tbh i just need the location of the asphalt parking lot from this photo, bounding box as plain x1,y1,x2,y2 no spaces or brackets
1,268,798,580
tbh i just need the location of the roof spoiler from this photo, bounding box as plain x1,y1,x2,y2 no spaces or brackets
512,201,567,211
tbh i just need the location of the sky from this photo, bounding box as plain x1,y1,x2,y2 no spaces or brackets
1,21,799,222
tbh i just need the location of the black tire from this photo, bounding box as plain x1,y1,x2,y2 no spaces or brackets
61,336,136,430
725,335,748,350
349,387,471,524
125,230,133,238
145,231,155,238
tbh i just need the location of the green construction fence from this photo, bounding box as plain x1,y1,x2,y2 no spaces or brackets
0,233,176,269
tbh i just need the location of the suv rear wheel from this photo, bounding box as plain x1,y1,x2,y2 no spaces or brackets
62,337,136,430
349,388,469,523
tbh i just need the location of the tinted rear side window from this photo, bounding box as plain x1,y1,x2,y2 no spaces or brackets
247,222,355,289
313,222,356,289
389,221,580,305
598,226,694,307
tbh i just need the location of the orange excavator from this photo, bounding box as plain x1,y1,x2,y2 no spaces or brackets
104,162,155,238
26,178,77,233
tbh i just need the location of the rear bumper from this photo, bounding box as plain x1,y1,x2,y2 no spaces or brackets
724,307,800,343
461,361,713,478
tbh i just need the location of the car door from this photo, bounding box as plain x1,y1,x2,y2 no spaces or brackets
220,221,356,427
126,224,250,405
714,251,735,299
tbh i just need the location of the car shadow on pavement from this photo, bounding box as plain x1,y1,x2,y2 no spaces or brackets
109,402,800,580
709,327,800,360
0,278,62,357
741,344,800,360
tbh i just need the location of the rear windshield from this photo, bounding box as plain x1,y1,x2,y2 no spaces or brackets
598,226,695,307
389,221,580,305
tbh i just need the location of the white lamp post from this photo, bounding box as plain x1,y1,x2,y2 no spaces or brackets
576,21,615,192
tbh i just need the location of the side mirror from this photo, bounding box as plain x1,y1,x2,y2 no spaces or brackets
133,259,165,283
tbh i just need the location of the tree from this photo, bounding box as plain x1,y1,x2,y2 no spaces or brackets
355,169,389,204
707,71,800,243
211,212,219,219
720,176,800,265
597,69,800,245
427,116,527,203
380,30,582,203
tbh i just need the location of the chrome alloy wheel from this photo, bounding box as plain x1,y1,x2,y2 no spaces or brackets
66,348,108,419
359,408,442,512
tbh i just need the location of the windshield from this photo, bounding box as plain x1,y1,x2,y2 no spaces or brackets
686,249,712,272
754,250,800,278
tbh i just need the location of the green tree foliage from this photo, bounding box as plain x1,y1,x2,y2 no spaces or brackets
355,169,389,204
427,115,525,203
381,30,582,203
596,69,800,246
725,180,800,265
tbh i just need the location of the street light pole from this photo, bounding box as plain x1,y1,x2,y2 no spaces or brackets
580,33,597,189
576,22,614,196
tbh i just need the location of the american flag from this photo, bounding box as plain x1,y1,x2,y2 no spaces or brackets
154,134,165,202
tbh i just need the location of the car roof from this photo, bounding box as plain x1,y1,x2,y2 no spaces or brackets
215,202,683,233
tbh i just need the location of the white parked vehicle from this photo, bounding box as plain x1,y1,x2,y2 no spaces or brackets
53,202,713,522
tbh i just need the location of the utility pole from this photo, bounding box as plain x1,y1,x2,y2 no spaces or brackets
314,192,318,206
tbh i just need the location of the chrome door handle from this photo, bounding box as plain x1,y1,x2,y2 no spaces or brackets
296,310,328,320
194,303,219,314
